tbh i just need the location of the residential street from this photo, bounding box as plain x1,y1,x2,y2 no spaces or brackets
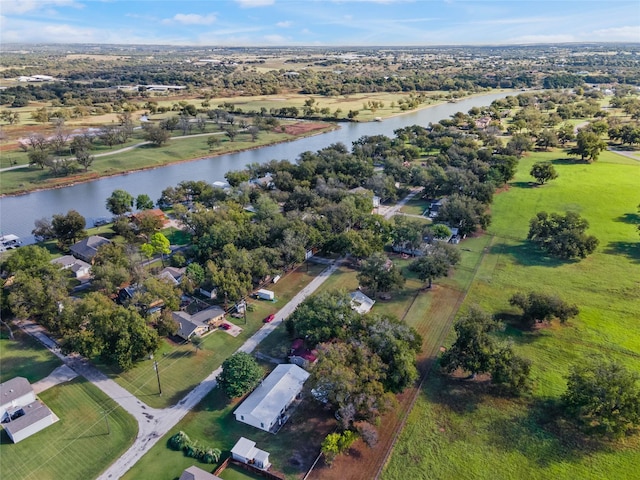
18,190,411,479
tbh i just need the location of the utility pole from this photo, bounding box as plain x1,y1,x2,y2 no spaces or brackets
102,410,111,435
154,360,162,396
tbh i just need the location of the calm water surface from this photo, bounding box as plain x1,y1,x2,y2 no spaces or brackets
0,92,510,243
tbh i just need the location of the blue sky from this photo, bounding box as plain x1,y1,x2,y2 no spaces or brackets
1,0,638,46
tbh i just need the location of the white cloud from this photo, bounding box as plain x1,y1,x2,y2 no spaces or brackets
263,34,286,43
276,21,292,28
1,0,81,15
163,13,216,25
235,0,275,7
592,26,640,42
505,34,577,45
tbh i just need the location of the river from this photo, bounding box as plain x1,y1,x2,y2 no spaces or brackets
0,92,510,244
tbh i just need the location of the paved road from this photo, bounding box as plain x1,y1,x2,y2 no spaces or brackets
381,187,421,219
20,190,415,479
18,259,341,480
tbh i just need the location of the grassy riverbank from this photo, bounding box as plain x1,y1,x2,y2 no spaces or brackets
0,123,336,196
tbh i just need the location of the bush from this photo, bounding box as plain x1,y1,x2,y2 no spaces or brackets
168,431,191,451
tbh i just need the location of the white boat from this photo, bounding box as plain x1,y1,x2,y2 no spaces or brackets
0,234,22,250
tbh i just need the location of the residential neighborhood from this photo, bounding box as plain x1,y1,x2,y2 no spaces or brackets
1,6,639,480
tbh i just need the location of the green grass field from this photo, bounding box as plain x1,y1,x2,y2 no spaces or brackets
0,330,62,383
0,331,137,480
382,149,640,480
99,262,326,409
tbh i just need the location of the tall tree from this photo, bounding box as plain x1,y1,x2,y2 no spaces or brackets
216,352,264,398
563,359,640,438
51,210,87,249
571,130,607,162
357,252,405,299
106,189,134,216
409,242,461,289
527,211,599,259
530,162,558,185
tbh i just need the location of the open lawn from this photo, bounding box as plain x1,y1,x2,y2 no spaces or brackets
382,149,640,480
0,330,62,383
0,331,137,480
0,378,138,480
99,262,326,409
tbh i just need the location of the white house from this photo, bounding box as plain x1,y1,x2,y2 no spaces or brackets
1,377,35,419
234,364,309,433
51,255,91,278
231,437,271,470
0,377,58,443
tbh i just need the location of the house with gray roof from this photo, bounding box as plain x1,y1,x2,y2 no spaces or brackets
234,364,309,433
69,235,110,263
0,377,58,443
51,255,91,278
172,305,225,340
179,466,222,480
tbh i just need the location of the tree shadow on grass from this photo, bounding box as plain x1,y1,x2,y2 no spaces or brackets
615,212,640,224
422,372,494,416
604,241,640,264
550,157,585,165
491,241,576,268
509,181,538,189
487,399,617,467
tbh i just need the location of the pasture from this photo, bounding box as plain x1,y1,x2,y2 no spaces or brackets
382,149,640,479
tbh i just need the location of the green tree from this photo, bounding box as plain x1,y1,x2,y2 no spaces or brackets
321,430,358,465
529,161,558,185
206,135,221,151
535,129,559,150
509,291,579,326
435,194,491,237
216,352,264,398
143,124,171,146
51,209,87,249
440,307,503,377
285,290,358,345
527,211,599,259
28,149,49,169
571,130,607,162
140,232,171,266
106,189,134,216
136,194,154,210
409,243,461,289
563,359,640,438
357,252,405,299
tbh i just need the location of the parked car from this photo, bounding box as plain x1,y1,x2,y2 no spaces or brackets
220,323,231,330
263,314,275,323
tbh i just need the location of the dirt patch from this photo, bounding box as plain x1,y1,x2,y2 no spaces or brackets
281,122,329,136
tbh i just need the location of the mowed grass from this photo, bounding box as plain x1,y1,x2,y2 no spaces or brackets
382,149,640,480
101,263,326,408
121,383,334,480
0,330,62,383
0,333,137,480
0,378,138,480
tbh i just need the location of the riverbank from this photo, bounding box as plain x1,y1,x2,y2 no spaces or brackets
0,122,337,197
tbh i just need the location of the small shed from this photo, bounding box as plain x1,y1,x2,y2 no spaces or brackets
231,437,271,470
350,291,375,314
256,289,275,301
